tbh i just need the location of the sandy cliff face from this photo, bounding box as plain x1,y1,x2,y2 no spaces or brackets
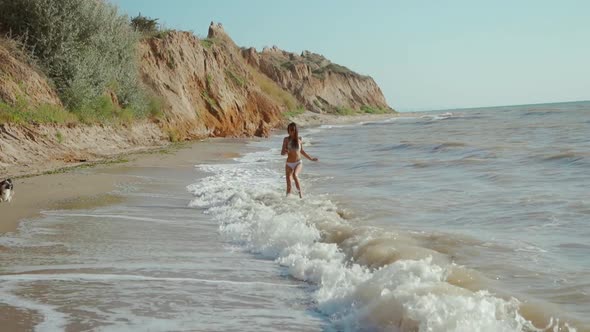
0,22,393,177
0,24,288,176
139,23,285,139
242,46,392,113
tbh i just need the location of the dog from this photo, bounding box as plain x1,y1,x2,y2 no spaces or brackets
0,178,14,203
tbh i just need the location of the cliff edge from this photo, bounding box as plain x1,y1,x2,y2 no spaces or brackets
242,45,392,113
139,23,288,140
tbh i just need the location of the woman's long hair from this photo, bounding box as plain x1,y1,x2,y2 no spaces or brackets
287,122,299,150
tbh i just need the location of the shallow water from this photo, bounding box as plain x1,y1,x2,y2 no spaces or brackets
188,101,589,331
1,101,588,331
0,150,326,331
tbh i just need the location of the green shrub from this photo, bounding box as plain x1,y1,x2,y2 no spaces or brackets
360,105,391,114
312,63,352,77
206,74,213,89
200,38,215,49
283,106,306,118
0,99,78,124
335,107,356,115
55,131,64,143
225,69,246,88
71,95,138,125
131,13,159,34
147,96,165,120
0,0,146,113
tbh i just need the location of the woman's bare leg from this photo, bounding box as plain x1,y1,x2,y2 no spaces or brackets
285,165,293,196
293,163,303,198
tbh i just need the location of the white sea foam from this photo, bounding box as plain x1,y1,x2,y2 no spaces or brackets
187,146,562,331
40,212,181,224
421,112,454,121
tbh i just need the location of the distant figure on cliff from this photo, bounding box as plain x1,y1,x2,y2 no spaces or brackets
281,122,318,198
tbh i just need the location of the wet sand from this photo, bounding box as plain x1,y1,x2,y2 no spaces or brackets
0,138,249,330
0,139,252,234
0,136,327,331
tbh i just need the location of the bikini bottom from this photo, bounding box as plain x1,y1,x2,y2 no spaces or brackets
286,160,302,170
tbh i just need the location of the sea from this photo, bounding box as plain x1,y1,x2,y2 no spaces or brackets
0,101,588,331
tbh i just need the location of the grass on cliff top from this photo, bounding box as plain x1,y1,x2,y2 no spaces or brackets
270,51,360,79
200,38,218,49
131,13,173,39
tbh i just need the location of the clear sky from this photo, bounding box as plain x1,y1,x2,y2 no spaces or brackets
111,0,590,111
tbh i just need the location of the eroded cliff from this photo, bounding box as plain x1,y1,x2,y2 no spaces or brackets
0,22,393,177
139,23,289,140
242,46,392,113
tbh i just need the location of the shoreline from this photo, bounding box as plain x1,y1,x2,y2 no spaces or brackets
0,137,267,331
1,110,587,331
0,112,398,235
0,139,250,234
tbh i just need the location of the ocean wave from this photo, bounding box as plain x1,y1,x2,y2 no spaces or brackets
541,151,586,165
421,112,454,121
522,110,557,117
432,142,468,152
186,150,569,331
371,142,416,152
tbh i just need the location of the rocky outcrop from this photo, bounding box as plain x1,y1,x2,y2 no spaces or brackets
138,23,286,139
0,39,62,107
241,46,392,113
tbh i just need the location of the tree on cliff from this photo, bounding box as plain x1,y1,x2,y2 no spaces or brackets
131,13,159,35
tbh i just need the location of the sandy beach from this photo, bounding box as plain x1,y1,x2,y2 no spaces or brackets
0,137,259,330
0,112,400,330
0,134,328,331
1,112,397,235
0,139,251,234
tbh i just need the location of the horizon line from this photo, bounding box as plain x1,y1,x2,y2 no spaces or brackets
398,99,590,113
